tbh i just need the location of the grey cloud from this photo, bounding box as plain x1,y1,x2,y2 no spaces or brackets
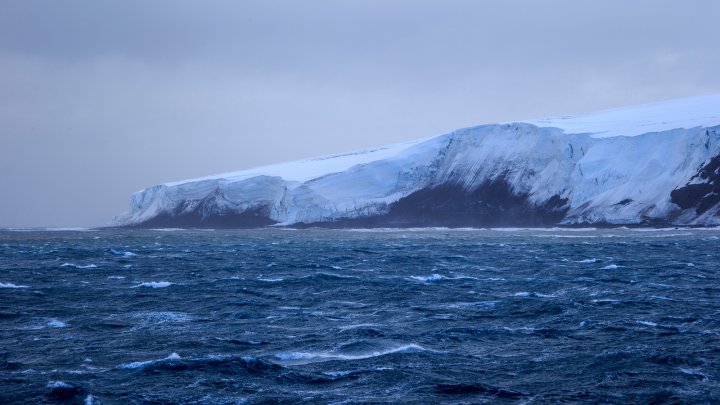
1,1,719,227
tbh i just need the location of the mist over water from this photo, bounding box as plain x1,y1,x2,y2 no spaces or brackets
1,228,719,403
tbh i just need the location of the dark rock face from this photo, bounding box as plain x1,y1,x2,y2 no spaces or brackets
133,205,277,228
130,185,280,228
300,179,569,228
671,154,720,215
129,178,570,229
382,180,568,227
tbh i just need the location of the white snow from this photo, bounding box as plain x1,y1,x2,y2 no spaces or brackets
522,94,720,138
114,94,720,227
164,136,434,186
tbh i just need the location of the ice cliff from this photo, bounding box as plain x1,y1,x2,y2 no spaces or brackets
113,94,720,228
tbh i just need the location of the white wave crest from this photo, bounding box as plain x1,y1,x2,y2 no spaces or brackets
47,319,68,328
274,343,426,365
61,263,98,269
133,281,172,288
411,274,445,282
0,282,28,288
110,249,137,257
134,311,192,323
47,380,74,388
118,352,181,369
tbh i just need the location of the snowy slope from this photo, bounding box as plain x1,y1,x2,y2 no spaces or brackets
522,94,720,138
113,95,720,228
164,136,434,186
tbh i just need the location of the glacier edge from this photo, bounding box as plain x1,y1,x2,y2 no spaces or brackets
112,95,720,228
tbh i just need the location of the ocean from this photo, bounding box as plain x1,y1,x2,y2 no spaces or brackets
1,228,719,403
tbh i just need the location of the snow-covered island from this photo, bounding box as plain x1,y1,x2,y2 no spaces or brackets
113,95,720,228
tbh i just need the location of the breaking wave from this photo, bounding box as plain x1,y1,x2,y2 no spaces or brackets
132,281,173,288
118,352,182,369
273,344,427,365
61,263,98,269
0,282,28,288
3,228,720,403
110,249,137,257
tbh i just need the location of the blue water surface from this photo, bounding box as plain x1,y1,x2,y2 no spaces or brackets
1,228,719,403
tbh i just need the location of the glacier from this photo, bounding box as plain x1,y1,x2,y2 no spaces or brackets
113,94,720,228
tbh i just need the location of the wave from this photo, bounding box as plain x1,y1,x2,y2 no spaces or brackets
338,323,382,331
577,258,599,263
510,291,558,298
492,227,598,232
0,282,28,288
273,343,427,365
118,352,181,369
132,281,172,288
338,227,626,233
411,274,445,282
601,264,625,270
410,274,476,283
43,227,95,232
650,233,694,237
46,380,87,402
343,227,450,232
535,234,600,238
591,298,620,303
435,383,525,398
627,227,697,232
3,227,93,232
299,272,360,282
117,353,282,374
110,249,137,257
443,301,498,309
61,263,98,269
47,380,74,388
679,368,709,382
47,319,68,328
214,337,266,346
133,311,193,323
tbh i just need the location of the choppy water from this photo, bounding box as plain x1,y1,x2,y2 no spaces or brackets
1,228,719,403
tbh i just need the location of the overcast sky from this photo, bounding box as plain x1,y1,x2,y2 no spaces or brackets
1,0,719,227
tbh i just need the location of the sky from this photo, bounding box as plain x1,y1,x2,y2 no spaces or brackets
1,0,719,228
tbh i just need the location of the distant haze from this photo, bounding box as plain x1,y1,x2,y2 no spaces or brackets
1,0,719,227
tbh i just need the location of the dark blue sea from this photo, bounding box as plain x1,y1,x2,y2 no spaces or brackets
1,228,719,404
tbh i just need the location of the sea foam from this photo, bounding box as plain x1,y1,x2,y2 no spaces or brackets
0,282,28,288
47,319,68,328
411,274,445,282
273,344,426,365
61,263,98,269
110,249,137,257
133,281,172,288
118,352,181,369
